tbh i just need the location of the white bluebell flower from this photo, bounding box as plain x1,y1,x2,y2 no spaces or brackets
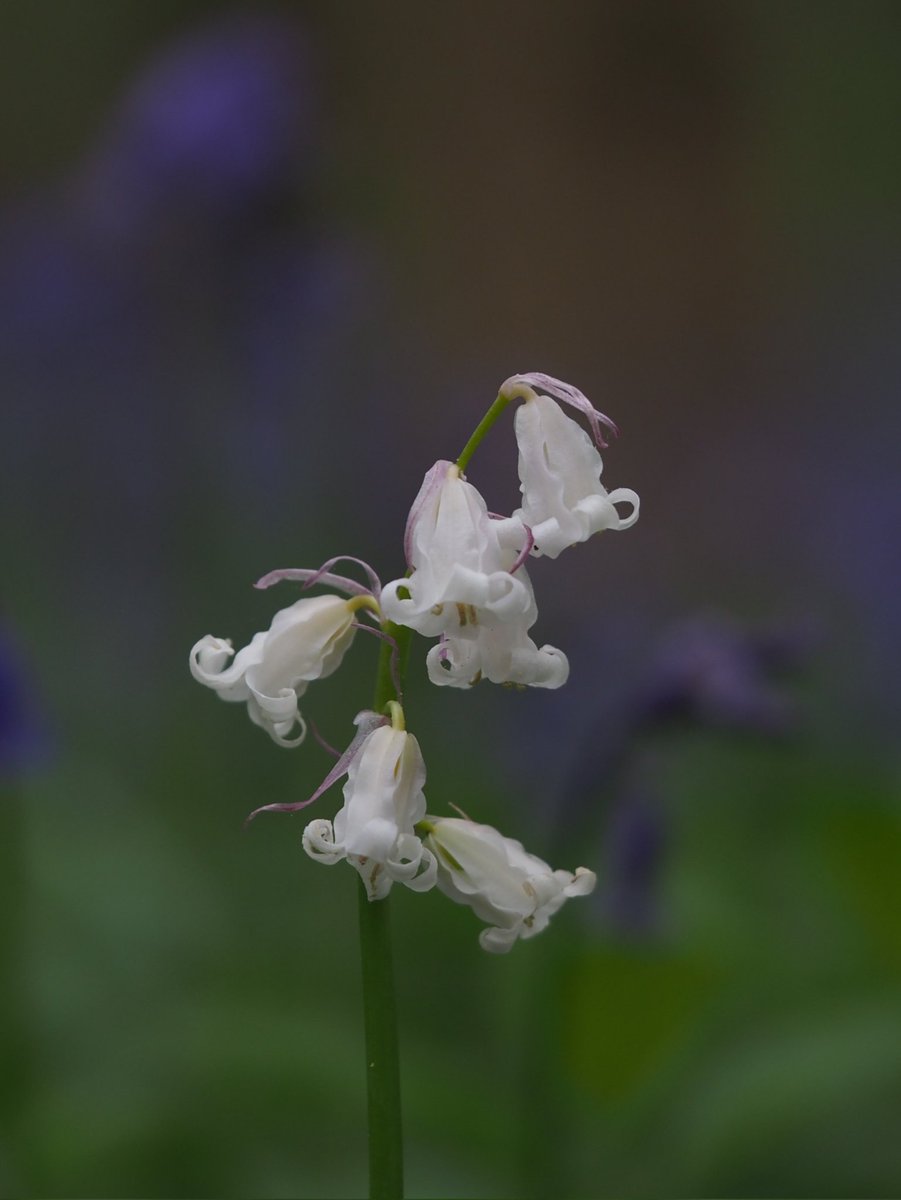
190,593,365,747
503,374,639,559
380,460,532,637
300,711,436,900
420,815,596,952
425,565,568,690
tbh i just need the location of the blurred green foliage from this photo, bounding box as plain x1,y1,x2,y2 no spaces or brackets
2,2,901,1197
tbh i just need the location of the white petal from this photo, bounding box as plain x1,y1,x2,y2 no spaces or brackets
424,817,595,950
250,594,356,694
426,638,482,689
478,925,519,954
426,610,569,691
382,465,532,634
513,394,638,558
397,844,438,892
302,818,344,865
191,593,358,745
602,487,640,530
353,856,394,901
510,642,570,688
565,867,597,897
310,726,435,899
189,632,266,699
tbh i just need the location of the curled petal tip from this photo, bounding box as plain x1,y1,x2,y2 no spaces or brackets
253,560,380,598
503,371,618,449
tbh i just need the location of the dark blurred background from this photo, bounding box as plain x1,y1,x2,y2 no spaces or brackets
1,2,899,1197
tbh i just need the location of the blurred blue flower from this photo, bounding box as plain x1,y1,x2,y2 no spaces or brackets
556,615,813,939
0,625,47,778
634,615,813,735
1,14,320,357
75,14,315,248
603,784,667,937
0,11,368,674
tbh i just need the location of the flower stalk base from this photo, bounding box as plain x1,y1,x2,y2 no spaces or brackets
358,877,403,1200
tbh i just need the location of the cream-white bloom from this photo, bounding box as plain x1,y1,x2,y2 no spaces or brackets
421,816,596,952
303,720,436,900
380,460,532,636
189,593,359,747
512,390,639,559
425,566,568,690
381,460,565,688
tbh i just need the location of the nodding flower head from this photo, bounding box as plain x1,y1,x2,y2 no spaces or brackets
299,710,437,900
512,391,639,559
190,592,367,747
381,461,532,637
419,815,596,952
498,373,638,560
425,566,569,691
381,461,567,689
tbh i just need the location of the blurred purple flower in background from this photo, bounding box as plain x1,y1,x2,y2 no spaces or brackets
634,615,813,735
0,623,46,779
0,13,368,721
603,783,667,938
75,15,315,247
1,14,322,353
555,614,814,939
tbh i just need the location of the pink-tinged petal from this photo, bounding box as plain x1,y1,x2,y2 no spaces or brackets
254,556,381,598
508,524,534,575
501,372,619,448
403,460,455,567
254,567,370,596
301,555,382,598
309,719,341,759
245,710,388,824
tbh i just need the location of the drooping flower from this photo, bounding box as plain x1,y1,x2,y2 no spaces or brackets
425,566,569,690
299,710,437,900
381,460,565,687
380,461,532,637
419,815,596,952
502,375,639,559
190,592,369,746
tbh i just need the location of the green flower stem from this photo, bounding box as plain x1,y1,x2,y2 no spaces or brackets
357,616,412,1200
358,875,403,1200
357,374,512,1195
456,392,511,473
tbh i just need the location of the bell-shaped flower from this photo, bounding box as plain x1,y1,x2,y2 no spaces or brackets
380,461,532,637
419,815,596,952
425,566,568,690
299,711,437,900
508,381,639,559
189,593,364,747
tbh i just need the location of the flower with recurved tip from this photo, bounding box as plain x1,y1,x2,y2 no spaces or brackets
425,565,568,690
300,709,437,900
419,815,596,952
380,460,532,637
381,460,566,688
190,592,373,746
503,374,639,559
